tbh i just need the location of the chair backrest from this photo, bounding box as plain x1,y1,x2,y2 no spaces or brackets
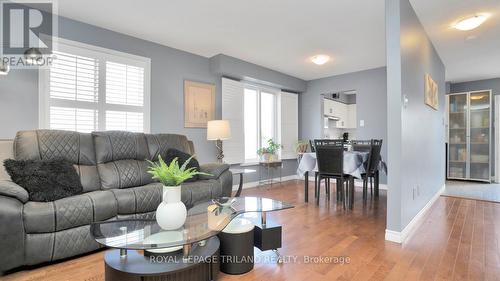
309,140,316,152
366,139,383,175
315,143,344,176
351,140,371,153
314,139,345,147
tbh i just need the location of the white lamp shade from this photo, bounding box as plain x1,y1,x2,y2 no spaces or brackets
207,120,231,140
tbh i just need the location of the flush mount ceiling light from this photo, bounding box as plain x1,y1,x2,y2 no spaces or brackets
453,14,488,31
311,55,330,65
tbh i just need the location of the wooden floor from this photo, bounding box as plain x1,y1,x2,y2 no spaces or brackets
3,180,500,281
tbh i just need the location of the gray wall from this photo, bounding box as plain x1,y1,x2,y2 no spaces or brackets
450,78,500,95
0,15,300,182
299,67,388,183
0,16,219,163
386,0,446,232
210,54,306,92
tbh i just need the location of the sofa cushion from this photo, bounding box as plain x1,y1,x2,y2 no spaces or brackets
93,131,149,164
23,191,117,233
182,179,222,206
13,130,101,192
163,148,200,182
199,163,230,180
145,134,192,160
4,159,83,202
98,159,153,189
93,131,153,189
110,183,193,214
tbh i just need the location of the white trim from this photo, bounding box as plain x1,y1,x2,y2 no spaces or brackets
232,175,299,191
384,183,445,244
495,95,499,183
53,37,151,64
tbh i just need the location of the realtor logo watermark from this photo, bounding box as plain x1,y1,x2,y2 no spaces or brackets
1,0,57,68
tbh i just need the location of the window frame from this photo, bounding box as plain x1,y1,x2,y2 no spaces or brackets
39,37,151,133
242,83,279,163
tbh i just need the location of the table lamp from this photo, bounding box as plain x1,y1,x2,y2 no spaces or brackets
207,120,231,163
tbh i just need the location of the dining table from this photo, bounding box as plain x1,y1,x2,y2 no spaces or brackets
297,151,385,203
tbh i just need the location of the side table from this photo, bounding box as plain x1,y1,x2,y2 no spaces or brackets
229,168,256,197
258,161,283,187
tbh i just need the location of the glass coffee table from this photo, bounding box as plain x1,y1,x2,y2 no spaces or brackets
91,197,293,281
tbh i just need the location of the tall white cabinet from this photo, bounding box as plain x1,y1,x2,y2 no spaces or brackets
448,90,492,182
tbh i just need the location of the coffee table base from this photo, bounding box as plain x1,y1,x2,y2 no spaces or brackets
104,237,220,281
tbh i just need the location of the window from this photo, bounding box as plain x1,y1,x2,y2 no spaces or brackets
221,77,298,165
39,38,151,133
244,88,258,160
243,86,278,162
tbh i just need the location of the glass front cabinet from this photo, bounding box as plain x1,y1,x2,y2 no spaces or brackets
447,90,492,182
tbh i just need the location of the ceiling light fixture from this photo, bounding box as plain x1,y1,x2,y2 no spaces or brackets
453,14,488,31
311,55,330,65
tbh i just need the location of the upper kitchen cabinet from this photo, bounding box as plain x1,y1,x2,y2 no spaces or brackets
323,98,356,129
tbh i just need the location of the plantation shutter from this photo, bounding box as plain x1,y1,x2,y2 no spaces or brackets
47,51,99,132
40,39,151,133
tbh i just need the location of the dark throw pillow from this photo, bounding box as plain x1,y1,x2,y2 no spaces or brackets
3,159,83,202
164,149,200,182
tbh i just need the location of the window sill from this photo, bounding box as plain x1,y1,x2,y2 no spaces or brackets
239,162,260,167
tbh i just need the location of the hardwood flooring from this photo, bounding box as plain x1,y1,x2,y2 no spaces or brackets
2,180,500,281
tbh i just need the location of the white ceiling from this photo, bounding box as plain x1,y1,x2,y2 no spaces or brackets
410,0,500,83
54,0,386,81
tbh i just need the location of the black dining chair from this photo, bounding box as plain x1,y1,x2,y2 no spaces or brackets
312,139,345,199
309,140,316,152
351,139,372,153
314,139,345,147
314,143,351,209
355,139,383,200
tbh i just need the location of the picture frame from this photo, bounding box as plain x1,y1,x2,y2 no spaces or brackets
184,80,216,128
424,73,438,110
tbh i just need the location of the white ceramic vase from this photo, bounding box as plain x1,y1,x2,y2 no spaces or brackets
156,185,187,230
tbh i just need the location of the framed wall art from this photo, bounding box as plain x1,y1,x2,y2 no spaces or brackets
184,80,216,128
424,73,438,110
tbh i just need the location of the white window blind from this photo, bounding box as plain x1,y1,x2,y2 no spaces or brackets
47,50,100,132
40,38,151,133
106,61,144,106
278,92,299,159
49,51,99,103
222,78,245,164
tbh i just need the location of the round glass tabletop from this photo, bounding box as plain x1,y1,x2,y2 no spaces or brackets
90,196,293,250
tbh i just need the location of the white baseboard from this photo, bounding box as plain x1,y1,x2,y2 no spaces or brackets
232,174,300,191
385,183,445,244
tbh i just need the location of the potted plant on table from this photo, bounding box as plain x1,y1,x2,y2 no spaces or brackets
257,139,283,162
147,155,210,230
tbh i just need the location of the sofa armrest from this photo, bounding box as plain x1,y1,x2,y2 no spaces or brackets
0,196,25,271
199,163,230,180
0,180,29,203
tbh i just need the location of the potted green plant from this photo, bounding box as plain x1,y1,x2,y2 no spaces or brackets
147,155,209,230
257,139,282,161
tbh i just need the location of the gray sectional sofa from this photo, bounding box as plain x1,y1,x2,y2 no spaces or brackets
0,130,232,272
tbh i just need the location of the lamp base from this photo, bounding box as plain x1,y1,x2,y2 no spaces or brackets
215,139,224,163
